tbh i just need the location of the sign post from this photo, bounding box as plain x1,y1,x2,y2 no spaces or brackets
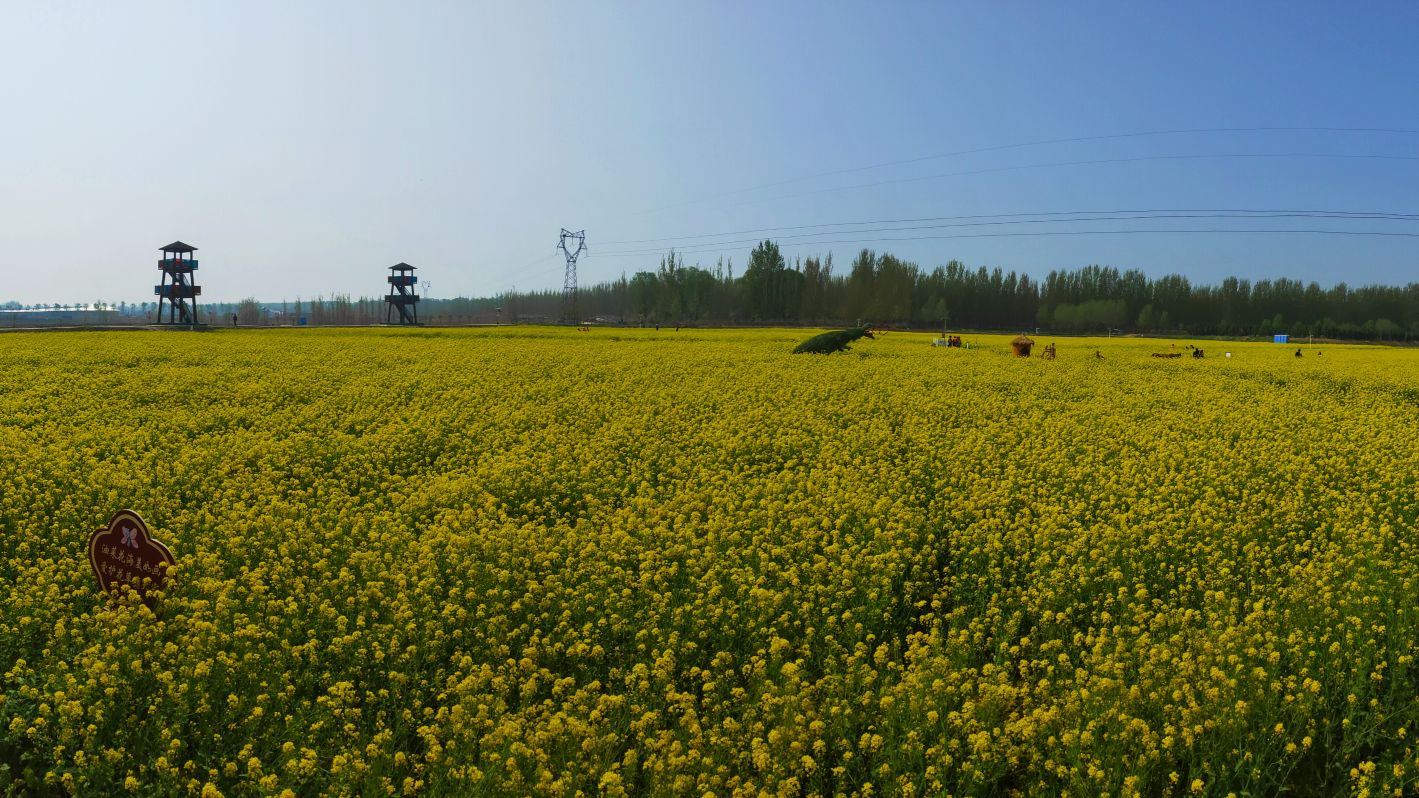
88,510,176,605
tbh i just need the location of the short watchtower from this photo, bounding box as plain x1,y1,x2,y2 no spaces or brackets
155,241,201,324
385,263,420,324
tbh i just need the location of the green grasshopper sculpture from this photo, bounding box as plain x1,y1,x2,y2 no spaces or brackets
793,326,875,354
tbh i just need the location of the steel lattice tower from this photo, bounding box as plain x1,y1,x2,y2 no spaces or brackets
557,228,586,324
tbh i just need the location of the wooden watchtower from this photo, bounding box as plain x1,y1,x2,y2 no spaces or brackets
155,241,202,324
385,263,420,324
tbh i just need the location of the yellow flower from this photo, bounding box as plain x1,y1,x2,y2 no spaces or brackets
4,328,1419,794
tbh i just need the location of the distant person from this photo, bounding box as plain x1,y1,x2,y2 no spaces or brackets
232,313,238,327
1295,349,1302,358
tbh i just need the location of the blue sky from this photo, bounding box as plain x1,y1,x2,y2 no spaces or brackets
2,1,1417,304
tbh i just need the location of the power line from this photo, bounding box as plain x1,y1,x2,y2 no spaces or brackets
595,211,1419,257
587,228,1419,265
681,152,1419,213
631,126,1419,215
598,207,1419,248
549,131,1419,290
485,252,560,290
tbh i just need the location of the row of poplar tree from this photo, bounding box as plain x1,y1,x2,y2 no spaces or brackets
497,241,1419,340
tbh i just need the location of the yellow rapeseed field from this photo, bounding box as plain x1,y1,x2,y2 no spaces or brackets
1,327,1417,797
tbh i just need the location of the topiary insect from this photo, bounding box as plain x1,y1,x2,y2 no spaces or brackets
793,326,876,354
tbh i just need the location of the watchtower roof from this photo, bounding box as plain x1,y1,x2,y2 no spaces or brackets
160,241,198,253
389,262,416,272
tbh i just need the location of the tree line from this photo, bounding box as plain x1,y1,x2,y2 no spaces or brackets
11,241,1414,339
496,241,1419,340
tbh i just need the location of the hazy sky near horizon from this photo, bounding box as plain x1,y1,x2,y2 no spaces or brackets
2,1,1417,304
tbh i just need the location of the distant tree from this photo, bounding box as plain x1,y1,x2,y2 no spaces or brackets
799,255,836,322
871,254,916,323
657,250,685,320
466,248,1419,340
930,297,949,331
1035,303,1053,330
842,249,876,322
629,272,658,323
237,297,262,324
742,240,790,320
1136,303,1156,331
681,267,716,321
611,273,629,322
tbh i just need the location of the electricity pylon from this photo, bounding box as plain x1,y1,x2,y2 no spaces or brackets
557,228,586,324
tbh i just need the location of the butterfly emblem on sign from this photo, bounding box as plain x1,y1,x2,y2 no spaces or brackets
87,510,176,605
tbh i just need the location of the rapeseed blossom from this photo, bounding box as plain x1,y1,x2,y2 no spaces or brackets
0,327,1416,795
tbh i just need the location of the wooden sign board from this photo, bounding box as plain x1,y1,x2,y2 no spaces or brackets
88,510,175,604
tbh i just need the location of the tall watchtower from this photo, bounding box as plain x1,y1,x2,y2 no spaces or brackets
155,241,201,324
385,263,420,324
